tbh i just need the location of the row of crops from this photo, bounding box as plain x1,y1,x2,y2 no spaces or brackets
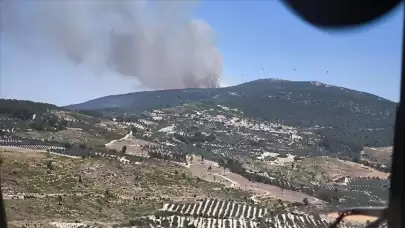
142,199,384,228
0,138,65,151
347,177,389,187
160,199,268,219
241,170,389,207
128,213,368,228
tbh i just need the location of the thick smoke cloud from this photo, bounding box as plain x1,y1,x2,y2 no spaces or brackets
0,0,223,89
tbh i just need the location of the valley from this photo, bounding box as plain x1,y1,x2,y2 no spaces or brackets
0,79,394,228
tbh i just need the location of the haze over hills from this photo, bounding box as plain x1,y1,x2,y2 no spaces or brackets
65,79,397,154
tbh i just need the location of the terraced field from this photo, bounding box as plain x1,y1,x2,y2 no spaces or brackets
129,201,374,228
1,147,251,227
131,214,334,228
160,199,268,219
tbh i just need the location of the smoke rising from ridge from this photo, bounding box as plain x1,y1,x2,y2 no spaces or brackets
0,0,223,90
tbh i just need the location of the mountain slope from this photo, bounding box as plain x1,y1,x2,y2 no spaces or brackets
65,79,397,150
0,99,128,146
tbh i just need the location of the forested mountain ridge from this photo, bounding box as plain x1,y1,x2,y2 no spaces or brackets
65,79,396,153
0,99,61,120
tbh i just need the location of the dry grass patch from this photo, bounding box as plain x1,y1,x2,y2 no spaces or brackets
363,146,392,167
1,147,251,223
186,155,324,204
261,156,389,184
105,136,158,157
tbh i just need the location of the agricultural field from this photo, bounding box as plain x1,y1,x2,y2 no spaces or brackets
128,200,381,228
183,155,324,205
1,147,251,227
249,156,389,184
361,146,392,169
103,134,388,227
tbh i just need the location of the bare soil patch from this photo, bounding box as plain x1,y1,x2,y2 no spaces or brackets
0,146,47,156
0,146,80,159
337,158,389,178
363,146,392,167
327,212,378,223
105,134,158,157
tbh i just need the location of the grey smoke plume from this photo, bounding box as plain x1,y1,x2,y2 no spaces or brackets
0,0,222,89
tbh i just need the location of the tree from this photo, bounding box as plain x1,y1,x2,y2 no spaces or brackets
303,198,309,205
58,195,63,205
47,160,53,170
131,127,137,135
64,142,72,150
104,189,113,198
121,145,127,154
30,121,45,131
79,143,87,149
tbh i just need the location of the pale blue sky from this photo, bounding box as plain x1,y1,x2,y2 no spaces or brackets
0,1,403,106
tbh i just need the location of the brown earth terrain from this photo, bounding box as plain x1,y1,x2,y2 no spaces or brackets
107,137,389,206
106,136,315,204
106,136,326,204
327,212,378,223
0,147,250,225
105,134,159,157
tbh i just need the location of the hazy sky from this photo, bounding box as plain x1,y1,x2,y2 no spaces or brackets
0,1,403,106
